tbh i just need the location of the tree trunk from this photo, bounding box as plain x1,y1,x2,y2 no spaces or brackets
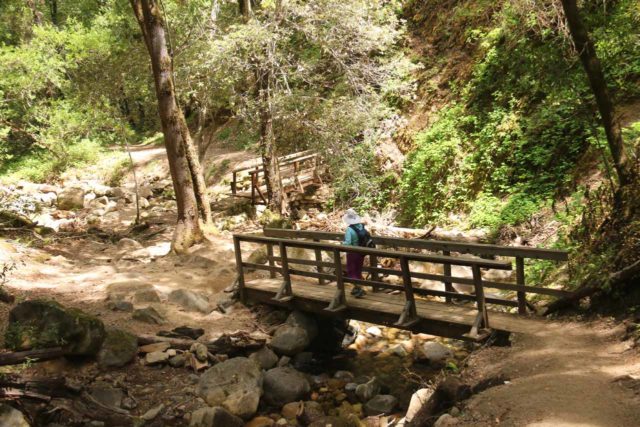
257,67,287,215
130,0,204,252
560,0,634,187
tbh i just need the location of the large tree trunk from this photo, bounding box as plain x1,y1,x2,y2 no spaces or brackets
257,67,288,215
560,0,634,187
130,0,207,252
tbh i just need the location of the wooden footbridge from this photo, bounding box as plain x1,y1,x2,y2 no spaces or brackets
230,150,322,205
233,229,571,341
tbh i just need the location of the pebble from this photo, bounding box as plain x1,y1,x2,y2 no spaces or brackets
142,403,165,420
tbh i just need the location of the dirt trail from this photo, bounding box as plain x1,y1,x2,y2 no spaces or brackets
458,320,640,427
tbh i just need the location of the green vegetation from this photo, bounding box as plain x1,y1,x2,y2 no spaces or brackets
399,0,640,238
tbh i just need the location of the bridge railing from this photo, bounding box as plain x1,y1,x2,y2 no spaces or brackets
230,151,321,204
262,228,570,314
233,234,513,338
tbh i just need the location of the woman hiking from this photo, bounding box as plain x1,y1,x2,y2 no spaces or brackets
342,209,374,298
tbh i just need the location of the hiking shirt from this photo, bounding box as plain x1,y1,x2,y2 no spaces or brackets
343,223,365,246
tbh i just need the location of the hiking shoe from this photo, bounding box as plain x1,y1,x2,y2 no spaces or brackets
351,286,366,298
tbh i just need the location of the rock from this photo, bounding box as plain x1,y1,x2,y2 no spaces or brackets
97,329,138,368
190,342,209,362
89,196,109,209
0,404,29,427
57,187,85,210
405,388,434,423
334,371,355,382
308,416,350,427
38,192,58,206
142,403,165,420
145,351,169,365
169,353,187,368
138,186,153,199
139,197,150,208
89,383,125,409
299,401,325,425
246,416,274,427
189,407,244,427
91,184,111,197
286,311,318,341
247,247,269,267
169,289,211,314
5,299,105,356
356,377,380,402
277,356,291,367
434,414,458,427
416,342,453,367
197,357,263,419
249,346,279,370
122,397,137,410
139,342,171,353
107,300,133,312
263,366,311,407
271,325,310,356
365,326,382,337
449,406,460,417
292,351,317,373
345,382,358,402
281,401,301,419
132,288,161,304
364,395,397,416
117,238,143,251
132,307,165,324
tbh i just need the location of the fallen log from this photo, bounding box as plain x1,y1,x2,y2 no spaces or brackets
0,347,66,366
544,259,640,315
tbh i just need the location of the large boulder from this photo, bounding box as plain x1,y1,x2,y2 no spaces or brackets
5,300,105,356
249,346,279,370
263,366,311,407
132,307,166,324
416,342,453,367
271,325,309,356
97,329,138,368
197,357,263,419
405,388,434,423
364,395,398,416
189,407,244,427
57,187,85,210
0,404,29,427
286,311,318,341
168,289,211,314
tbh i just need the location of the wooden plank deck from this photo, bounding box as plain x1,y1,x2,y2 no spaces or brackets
244,278,543,339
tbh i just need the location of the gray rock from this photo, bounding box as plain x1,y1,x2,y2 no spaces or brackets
334,371,355,381
356,377,380,402
286,311,318,341
122,397,137,410
197,357,263,419
117,238,143,251
89,383,124,409
107,300,133,312
169,289,211,314
345,382,358,402
146,351,169,365
299,401,325,425
190,342,209,362
434,413,459,427
308,416,350,427
364,394,398,416
132,288,161,304
57,187,85,210
405,388,434,423
169,353,187,368
263,366,311,407
97,329,138,368
189,406,243,427
277,356,291,367
132,307,165,324
417,342,453,367
142,403,165,420
5,299,105,356
0,403,29,427
249,346,279,370
271,325,310,356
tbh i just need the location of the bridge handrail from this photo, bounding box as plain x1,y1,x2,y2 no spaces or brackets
231,150,316,174
263,228,567,261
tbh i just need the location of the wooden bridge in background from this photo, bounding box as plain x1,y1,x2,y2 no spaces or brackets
230,150,322,205
233,229,570,341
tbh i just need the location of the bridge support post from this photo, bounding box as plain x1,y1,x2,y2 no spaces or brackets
313,239,325,285
370,255,380,292
395,256,419,328
516,256,526,314
325,249,347,312
443,250,453,303
467,264,490,340
233,236,246,302
273,242,293,302
266,243,276,279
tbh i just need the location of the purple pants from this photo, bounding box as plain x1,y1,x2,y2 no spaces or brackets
346,253,365,280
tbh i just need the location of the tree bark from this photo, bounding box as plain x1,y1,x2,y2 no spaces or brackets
560,0,634,187
130,0,205,252
257,67,288,215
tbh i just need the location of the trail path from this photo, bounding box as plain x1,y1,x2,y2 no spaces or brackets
458,319,640,427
